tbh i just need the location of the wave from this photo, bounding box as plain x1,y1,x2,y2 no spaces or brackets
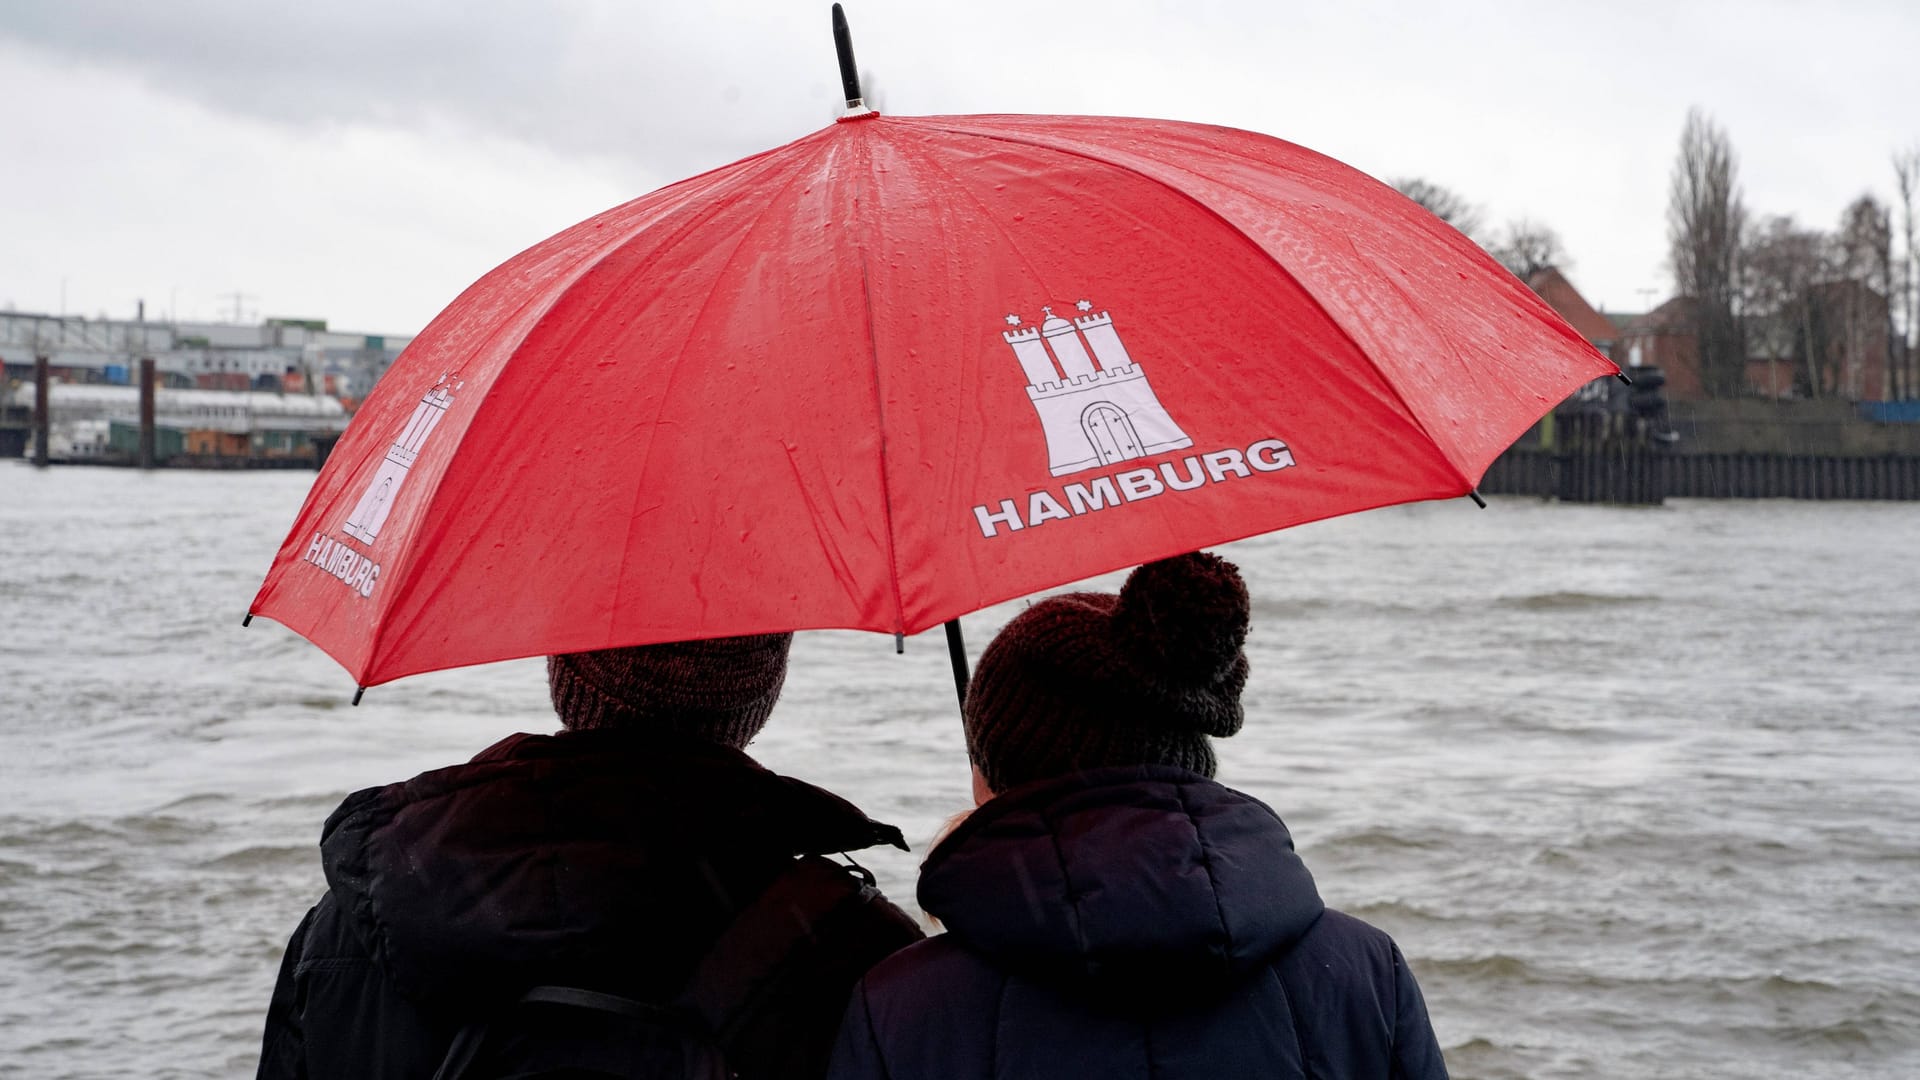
1343,898,1445,924
149,793,232,813
1494,591,1656,612
0,819,119,848
1249,596,1440,619
1768,1014,1912,1052
1422,953,1537,980
198,844,310,871
1319,826,1451,852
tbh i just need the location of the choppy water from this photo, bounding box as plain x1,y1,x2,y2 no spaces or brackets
2,463,1917,1079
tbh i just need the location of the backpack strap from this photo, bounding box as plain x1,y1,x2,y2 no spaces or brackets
431,985,726,1080
676,854,876,1039
430,1021,490,1080
520,984,687,1022
430,854,883,1080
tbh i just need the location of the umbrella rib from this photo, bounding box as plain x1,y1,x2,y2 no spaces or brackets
597,156,832,643
913,120,1478,491
851,126,910,640
353,204,670,679
886,127,1057,287
366,148,818,674
868,129,1059,613
585,142,847,644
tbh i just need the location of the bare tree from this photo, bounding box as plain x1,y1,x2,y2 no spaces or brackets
1391,177,1484,240
1836,194,1895,400
1668,109,1748,397
1894,147,1919,399
1486,218,1570,280
1742,215,1829,397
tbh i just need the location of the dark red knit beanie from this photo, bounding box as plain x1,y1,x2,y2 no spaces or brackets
547,633,793,748
963,552,1250,793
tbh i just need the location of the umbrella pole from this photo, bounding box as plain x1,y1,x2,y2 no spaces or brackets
943,619,971,708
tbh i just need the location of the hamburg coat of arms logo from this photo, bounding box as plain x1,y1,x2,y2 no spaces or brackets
342,373,461,545
1001,299,1193,476
972,297,1296,540
302,372,463,601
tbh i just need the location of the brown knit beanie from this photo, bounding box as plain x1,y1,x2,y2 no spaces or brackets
547,633,793,748
964,552,1250,793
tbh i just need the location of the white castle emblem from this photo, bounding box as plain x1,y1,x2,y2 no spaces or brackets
1002,300,1192,476
341,373,461,545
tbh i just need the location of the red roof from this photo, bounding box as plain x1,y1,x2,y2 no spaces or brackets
1525,267,1619,346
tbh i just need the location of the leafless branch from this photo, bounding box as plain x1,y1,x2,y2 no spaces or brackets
1668,108,1748,397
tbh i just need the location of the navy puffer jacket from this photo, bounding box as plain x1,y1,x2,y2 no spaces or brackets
828,765,1447,1079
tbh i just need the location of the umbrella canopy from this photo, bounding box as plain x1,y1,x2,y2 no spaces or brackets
249,110,1616,688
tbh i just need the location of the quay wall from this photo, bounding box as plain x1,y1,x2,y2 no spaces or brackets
1484,449,1920,502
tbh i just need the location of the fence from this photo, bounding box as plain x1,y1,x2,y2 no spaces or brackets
1481,450,1920,503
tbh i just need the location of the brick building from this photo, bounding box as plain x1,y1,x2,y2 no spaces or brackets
1618,283,1891,402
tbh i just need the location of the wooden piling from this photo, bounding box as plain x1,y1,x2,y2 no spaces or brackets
32,355,50,467
139,357,156,470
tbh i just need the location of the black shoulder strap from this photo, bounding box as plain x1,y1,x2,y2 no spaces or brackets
431,1022,490,1080
676,854,875,1037
430,855,873,1080
519,984,685,1022
432,984,727,1080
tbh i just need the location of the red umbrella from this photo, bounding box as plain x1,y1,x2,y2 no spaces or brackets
248,8,1617,699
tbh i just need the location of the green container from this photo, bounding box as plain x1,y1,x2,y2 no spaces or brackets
108,420,185,461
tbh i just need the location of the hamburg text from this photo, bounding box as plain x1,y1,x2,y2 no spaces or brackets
973,438,1295,538
304,532,381,598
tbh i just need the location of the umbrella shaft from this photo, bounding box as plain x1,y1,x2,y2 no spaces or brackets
944,618,970,709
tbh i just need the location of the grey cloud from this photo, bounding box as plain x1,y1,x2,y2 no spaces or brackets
0,1,849,180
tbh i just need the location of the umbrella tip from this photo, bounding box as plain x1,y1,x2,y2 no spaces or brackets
1615,370,1635,386
893,631,905,655
241,613,253,627
1468,489,1487,509
831,3,866,113
352,686,366,707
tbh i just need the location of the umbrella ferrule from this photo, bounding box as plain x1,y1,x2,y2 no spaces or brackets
831,3,867,113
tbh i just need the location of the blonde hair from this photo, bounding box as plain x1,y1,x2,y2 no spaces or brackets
919,807,977,929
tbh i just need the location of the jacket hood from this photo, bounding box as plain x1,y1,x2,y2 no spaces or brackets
317,729,905,1005
917,766,1322,994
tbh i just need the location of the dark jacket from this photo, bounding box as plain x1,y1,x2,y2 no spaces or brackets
258,729,921,1079
828,766,1447,1080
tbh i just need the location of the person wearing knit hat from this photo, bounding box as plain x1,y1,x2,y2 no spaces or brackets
260,633,922,1080
829,552,1450,1080
961,551,1251,794
546,631,795,746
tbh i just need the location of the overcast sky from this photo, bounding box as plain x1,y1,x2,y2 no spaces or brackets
4,0,1916,335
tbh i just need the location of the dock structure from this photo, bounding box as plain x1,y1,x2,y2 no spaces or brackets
1486,360,1920,503
7,382,351,468
1482,449,1920,501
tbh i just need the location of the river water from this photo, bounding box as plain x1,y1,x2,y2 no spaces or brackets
2,464,1916,1079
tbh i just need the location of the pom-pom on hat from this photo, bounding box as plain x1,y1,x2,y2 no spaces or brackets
547,633,793,748
963,551,1250,793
